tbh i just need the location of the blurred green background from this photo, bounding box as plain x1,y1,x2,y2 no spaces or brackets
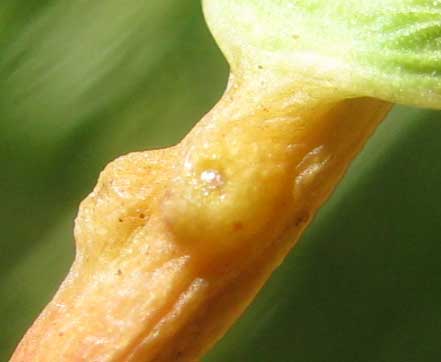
1,1,441,361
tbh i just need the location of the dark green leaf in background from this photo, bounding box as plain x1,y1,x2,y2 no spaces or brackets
1,2,440,362
0,1,227,357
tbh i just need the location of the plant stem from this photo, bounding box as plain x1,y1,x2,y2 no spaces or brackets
10,79,391,362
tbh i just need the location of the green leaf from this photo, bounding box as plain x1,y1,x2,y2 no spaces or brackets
204,0,441,108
